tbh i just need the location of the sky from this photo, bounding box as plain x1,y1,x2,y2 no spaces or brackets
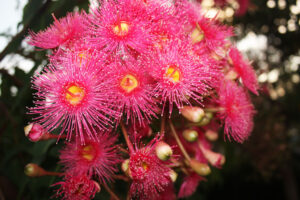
0,0,27,52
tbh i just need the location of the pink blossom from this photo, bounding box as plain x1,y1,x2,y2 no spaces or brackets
218,80,255,143
150,40,215,115
59,133,119,184
87,0,153,55
106,58,158,126
178,173,204,198
129,136,172,200
53,173,99,200
28,12,85,49
229,47,259,95
30,53,118,143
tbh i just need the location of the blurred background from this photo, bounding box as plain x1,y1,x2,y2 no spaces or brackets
0,0,299,199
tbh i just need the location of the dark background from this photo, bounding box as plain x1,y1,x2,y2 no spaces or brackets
0,0,299,199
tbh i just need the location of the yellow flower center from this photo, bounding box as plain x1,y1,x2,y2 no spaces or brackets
165,65,181,83
81,145,95,161
113,21,129,37
120,74,139,93
191,25,204,44
65,85,85,106
141,161,149,170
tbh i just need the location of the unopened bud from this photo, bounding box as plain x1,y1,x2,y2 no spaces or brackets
181,106,205,123
205,130,219,141
191,27,204,44
198,112,213,126
24,123,45,142
199,144,225,167
169,170,178,182
155,142,173,161
189,159,211,176
182,129,198,142
225,70,238,80
93,181,101,193
24,163,46,177
121,159,132,178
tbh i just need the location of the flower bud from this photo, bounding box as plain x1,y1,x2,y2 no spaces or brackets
155,142,173,161
169,170,178,182
93,181,101,193
225,69,238,80
24,163,46,177
24,123,45,142
205,130,219,141
121,159,132,178
191,27,204,44
182,129,198,142
199,144,225,167
197,112,213,126
189,159,211,176
181,106,205,123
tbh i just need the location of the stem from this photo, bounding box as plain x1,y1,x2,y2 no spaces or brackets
204,107,222,113
168,120,191,161
118,146,129,154
44,171,62,176
112,175,130,182
160,114,166,135
120,121,134,153
103,184,120,200
42,133,66,140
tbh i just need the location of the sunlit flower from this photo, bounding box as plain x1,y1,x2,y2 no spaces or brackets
28,12,85,49
106,58,158,125
150,41,214,114
87,0,153,55
30,53,117,143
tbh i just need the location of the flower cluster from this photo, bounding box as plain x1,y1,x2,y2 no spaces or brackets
25,0,258,199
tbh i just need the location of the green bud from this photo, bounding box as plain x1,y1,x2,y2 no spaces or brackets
183,129,198,142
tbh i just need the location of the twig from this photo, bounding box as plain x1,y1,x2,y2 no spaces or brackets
120,121,134,153
169,119,191,161
103,184,120,200
112,174,130,182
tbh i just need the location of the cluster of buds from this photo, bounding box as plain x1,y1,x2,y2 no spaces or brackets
24,0,258,199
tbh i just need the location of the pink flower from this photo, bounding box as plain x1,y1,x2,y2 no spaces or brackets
178,173,204,198
87,0,153,55
157,183,176,200
228,47,259,95
53,173,99,200
129,136,172,200
150,41,214,114
28,12,85,49
106,58,158,126
189,15,233,56
218,80,255,143
59,133,119,184
30,53,118,143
